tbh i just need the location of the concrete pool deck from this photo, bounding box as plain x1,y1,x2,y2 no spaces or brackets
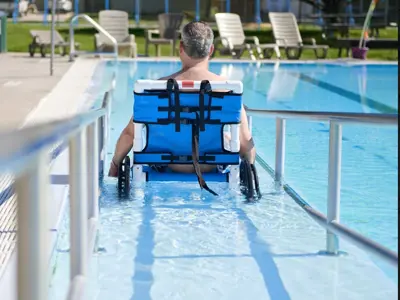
0,53,74,129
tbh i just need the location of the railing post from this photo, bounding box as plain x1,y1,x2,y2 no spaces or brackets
87,120,99,254
87,120,99,221
106,96,111,145
98,92,109,178
15,151,49,300
69,130,88,279
69,18,75,62
98,117,105,177
101,92,110,147
326,121,342,254
275,118,286,189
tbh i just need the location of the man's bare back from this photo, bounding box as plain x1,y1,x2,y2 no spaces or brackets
160,67,226,82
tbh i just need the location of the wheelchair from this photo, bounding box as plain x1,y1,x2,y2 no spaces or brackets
117,79,261,201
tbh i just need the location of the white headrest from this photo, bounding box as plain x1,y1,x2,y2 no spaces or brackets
134,80,243,94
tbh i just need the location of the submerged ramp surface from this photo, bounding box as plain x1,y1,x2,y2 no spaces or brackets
49,165,397,300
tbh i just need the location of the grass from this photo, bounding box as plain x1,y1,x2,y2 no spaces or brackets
5,21,398,60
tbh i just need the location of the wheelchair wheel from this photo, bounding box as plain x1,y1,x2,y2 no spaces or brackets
251,164,262,199
239,159,262,202
117,156,130,196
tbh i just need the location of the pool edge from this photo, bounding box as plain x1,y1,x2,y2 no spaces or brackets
109,57,398,65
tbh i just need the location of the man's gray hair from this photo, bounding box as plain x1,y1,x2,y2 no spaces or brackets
181,21,214,59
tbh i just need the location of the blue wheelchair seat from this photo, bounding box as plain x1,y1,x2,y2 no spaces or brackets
131,78,243,195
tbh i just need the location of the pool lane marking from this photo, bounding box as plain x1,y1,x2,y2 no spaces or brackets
291,72,398,114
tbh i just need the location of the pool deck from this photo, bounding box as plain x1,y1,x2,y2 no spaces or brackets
0,53,74,129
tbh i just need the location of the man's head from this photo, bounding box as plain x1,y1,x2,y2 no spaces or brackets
180,21,214,61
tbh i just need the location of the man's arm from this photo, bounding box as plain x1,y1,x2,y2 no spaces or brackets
108,118,135,177
239,105,256,164
109,76,173,177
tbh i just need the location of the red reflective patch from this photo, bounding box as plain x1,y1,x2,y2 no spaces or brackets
181,81,194,88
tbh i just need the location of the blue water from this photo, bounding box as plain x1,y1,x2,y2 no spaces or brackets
100,60,398,252
48,60,397,299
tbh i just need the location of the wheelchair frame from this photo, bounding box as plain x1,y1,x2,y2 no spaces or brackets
117,80,261,201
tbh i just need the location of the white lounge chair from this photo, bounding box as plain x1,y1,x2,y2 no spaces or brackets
28,30,80,57
269,12,329,60
213,13,281,60
95,10,137,58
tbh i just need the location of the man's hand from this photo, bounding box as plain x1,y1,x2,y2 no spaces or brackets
239,106,256,164
241,137,256,163
108,160,118,177
108,118,135,178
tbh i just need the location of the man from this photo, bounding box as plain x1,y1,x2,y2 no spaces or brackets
108,21,255,177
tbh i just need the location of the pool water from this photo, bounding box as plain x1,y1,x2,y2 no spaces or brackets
105,60,398,251
49,60,398,299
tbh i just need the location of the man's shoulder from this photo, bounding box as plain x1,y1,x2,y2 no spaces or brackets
157,76,173,80
209,74,228,81
158,71,180,81
157,71,228,81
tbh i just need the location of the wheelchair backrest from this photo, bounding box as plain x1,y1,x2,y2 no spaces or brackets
132,79,243,166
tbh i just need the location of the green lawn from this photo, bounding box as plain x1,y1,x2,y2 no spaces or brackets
5,21,398,60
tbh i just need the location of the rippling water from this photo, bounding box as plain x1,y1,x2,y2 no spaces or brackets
48,60,398,299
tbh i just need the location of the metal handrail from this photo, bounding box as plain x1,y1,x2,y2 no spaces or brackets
0,90,112,300
245,108,398,268
244,106,398,125
280,162,398,267
69,14,118,61
0,108,105,172
0,64,116,169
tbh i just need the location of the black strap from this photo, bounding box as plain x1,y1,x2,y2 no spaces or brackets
157,79,223,127
199,80,212,131
158,106,222,113
160,154,216,162
192,113,218,196
167,78,181,132
164,79,218,196
251,164,262,199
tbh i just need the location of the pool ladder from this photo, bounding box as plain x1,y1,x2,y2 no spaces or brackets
68,14,118,62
